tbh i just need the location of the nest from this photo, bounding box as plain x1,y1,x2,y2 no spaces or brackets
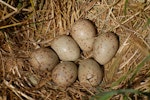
0,0,150,100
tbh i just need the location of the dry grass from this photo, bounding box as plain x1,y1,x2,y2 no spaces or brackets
0,0,150,100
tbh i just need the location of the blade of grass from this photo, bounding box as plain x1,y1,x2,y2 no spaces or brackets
123,95,128,100
130,54,150,82
124,0,129,15
90,89,141,100
111,72,128,87
144,18,150,28
30,0,35,11
147,18,150,25
111,55,150,88
111,66,133,87
123,94,131,100
107,55,121,82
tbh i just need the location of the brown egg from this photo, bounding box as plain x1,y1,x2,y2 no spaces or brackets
93,32,119,65
71,19,96,51
52,62,77,87
29,48,59,71
78,58,103,86
51,35,80,61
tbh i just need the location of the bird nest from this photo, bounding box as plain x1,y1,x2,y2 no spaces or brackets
0,0,150,100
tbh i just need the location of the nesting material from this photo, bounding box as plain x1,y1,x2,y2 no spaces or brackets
0,0,150,100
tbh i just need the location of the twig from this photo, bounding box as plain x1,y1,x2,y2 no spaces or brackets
0,10,16,21
0,21,28,29
113,4,150,30
0,0,18,12
3,80,35,100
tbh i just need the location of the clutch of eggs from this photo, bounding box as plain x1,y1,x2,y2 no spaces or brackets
28,19,119,88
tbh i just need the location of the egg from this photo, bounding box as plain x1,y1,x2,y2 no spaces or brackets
78,58,103,86
29,48,59,71
52,62,77,87
71,19,96,51
93,32,119,65
51,35,80,61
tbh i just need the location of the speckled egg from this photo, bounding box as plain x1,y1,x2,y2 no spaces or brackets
78,58,103,86
71,19,96,51
29,48,59,71
93,32,119,65
51,35,80,61
52,62,77,87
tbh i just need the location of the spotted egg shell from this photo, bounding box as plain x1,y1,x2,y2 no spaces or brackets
52,61,77,87
51,35,80,61
29,48,59,71
71,19,96,51
78,58,103,86
93,32,119,65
